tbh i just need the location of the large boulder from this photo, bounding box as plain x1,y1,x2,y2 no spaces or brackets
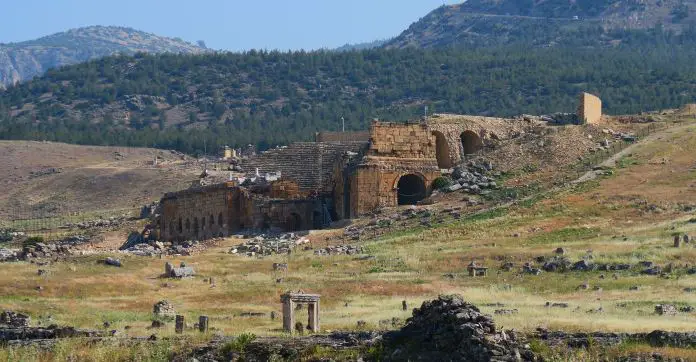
381,294,536,361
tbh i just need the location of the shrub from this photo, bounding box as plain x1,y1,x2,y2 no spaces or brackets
221,333,257,358
432,176,452,190
23,236,44,248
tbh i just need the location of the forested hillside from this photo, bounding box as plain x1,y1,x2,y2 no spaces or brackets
1,32,696,154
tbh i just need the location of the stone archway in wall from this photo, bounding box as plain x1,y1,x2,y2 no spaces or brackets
286,212,302,231
396,174,427,205
432,130,452,169
460,130,483,155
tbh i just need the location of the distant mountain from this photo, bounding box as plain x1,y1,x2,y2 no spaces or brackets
334,39,391,52
386,0,696,48
0,26,208,88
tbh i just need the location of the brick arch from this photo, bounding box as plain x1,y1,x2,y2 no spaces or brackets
460,130,483,155
393,172,427,205
428,123,487,166
431,130,452,169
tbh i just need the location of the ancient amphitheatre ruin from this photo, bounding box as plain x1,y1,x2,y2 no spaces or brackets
2,92,696,360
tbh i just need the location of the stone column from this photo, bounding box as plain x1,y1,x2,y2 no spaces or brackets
175,315,184,334
199,316,209,333
282,299,294,333
307,301,319,333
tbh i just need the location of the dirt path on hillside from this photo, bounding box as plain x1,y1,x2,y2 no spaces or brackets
572,122,693,184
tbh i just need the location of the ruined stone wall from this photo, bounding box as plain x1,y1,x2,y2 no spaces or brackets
254,199,321,231
368,121,436,159
577,92,602,124
160,183,237,243
315,131,370,143
159,182,324,241
427,114,530,167
351,160,440,216
269,180,302,199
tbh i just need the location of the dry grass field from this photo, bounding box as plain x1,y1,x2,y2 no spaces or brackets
1,116,695,360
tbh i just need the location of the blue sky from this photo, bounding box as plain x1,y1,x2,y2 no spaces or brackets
2,0,461,51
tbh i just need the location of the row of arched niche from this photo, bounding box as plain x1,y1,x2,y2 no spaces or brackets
432,130,483,169
169,213,224,237
395,130,483,206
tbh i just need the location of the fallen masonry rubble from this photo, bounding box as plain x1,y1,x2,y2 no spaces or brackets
120,239,210,256
536,329,696,349
381,294,536,361
164,262,195,278
229,233,310,257
313,245,363,256
63,216,129,230
153,300,176,318
444,161,499,194
0,310,103,345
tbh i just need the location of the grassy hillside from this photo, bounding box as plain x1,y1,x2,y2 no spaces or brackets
1,44,696,154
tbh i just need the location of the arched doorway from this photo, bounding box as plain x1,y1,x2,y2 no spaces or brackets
262,214,271,229
286,213,302,231
460,130,483,155
432,131,452,169
397,174,426,205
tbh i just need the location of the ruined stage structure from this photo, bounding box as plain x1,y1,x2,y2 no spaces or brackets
157,91,601,240
281,292,321,334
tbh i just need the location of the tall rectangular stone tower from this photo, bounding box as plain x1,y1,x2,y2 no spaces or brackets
577,92,602,124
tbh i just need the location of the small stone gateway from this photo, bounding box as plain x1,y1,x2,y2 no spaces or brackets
280,291,320,334
467,260,488,277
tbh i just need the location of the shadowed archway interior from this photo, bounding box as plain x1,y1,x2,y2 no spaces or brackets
397,174,426,205
460,130,483,155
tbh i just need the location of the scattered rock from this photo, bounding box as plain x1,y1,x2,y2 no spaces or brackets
655,304,677,316
0,311,30,327
153,300,176,318
102,257,122,267
381,294,536,361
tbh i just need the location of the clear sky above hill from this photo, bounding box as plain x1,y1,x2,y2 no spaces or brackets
2,0,460,50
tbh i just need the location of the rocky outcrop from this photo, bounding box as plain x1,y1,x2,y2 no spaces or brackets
382,294,536,361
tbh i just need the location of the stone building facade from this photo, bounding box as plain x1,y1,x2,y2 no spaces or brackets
159,93,605,240
159,182,323,242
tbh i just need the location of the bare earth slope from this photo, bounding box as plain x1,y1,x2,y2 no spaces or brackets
0,141,199,219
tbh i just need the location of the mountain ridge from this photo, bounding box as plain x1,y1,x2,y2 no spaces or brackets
386,0,696,48
0,25,208,88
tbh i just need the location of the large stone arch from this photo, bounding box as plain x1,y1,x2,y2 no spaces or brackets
460,130,483,155
432,130,452,169
395,173,427,205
